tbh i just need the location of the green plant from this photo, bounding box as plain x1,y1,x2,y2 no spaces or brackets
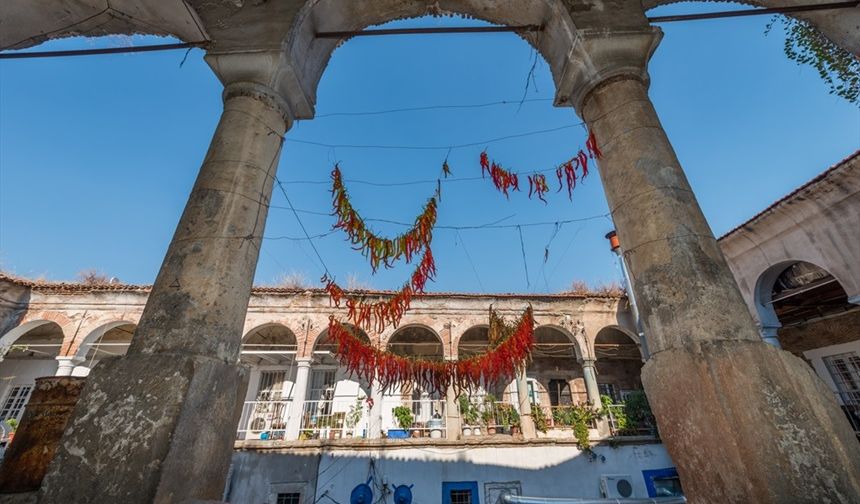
530,404,548,433
624,390,654,431
4,418,18,433
392,405,414,430
495,403,519,428
481,395,497,426
458,395,479,426
766,16,859,104
345,397,364,429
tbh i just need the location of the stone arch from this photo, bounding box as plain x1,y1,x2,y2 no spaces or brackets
387,324,444,360
0,320,65,360
241,323,298,366
594,325,642,358
528,325,586,406
73,321,137,360
281,0,579,115
457,324,490,359
754,260,853,329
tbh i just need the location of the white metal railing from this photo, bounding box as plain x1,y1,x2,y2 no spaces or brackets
385,399,447,438
299,399,369,440
236,400,291,441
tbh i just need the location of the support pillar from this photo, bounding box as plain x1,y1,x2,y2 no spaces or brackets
368,379,383,439
514,372,536,439
53,356,81,377
445,383,461,439
760,326,782,348
562,25,860,503
579,359,601,407
286,358,312,440
39,64,295,502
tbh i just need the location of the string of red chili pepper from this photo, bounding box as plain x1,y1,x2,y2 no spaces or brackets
331,165,437,272
527,174,550,203
326,306,534,395
322,247,436,333
480,151,520,198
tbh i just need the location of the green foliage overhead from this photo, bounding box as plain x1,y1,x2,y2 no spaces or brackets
768,16,860,105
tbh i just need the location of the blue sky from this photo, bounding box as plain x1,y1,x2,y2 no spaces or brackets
0,4,858,294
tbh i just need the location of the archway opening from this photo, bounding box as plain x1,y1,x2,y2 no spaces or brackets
385,325,445,436
0,321,64,429
82,323,135,365
594,327,643,403
527,326,583,407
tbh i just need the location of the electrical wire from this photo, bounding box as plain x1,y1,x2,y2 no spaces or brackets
314,98,553,118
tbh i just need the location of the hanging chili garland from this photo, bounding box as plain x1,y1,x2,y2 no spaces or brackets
331,164,438,272
481,130,603,202
322,246,436,333
327,305,535,394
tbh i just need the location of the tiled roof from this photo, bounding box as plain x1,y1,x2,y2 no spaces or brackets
718,149,860,241
0,274,622,300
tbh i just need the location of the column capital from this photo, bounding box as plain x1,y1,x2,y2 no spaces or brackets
295,357,313,367
205,49,315,123
554,27,662,114
579,357,597,368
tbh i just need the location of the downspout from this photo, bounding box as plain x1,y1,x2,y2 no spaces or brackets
503,493,685,504
605,231,650,360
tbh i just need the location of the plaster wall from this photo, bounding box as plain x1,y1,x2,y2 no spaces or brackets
803,339,860,397
227,443,675,503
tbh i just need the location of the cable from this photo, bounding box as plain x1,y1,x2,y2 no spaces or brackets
314,98,553,118
273,176,332,276
286,123,581,151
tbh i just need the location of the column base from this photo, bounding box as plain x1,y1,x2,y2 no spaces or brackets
38,353,249,504
643,340,860,503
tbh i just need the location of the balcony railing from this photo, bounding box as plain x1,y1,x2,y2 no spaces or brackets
236,400,291,441
385,398,447,438
457,396,520,436
299,399,369,440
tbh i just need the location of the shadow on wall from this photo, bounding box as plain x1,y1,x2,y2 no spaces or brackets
226,442,677,504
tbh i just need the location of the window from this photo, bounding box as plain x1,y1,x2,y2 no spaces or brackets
442,482,479,504
598,383,617,402
548,379,572,407
527,380,538,405
276,493,301,504
823,352,860,429
257,371,288,401
0,385,33,422
450,490,472,504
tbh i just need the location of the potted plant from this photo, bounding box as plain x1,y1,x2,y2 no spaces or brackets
482,395,498,435
390,405,413,439
508,407,521,435
459,395,479,436
345,397,364,438
4,418,18,444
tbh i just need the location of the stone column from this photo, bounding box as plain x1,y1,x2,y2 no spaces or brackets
39,69,294,502
563,26,860,503
53,356,81,377
759,326,782,348
444,384,462,439
514,372,536,438
579,359,601,407
368,379,384,439
286,358,312,440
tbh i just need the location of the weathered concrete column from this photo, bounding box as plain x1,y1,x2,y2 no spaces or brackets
444,383,462,439
286,358,312,440
368,379,384,439
0,377,85,495
514,372,536,439
579,358,601,407
53,356,80,377
563,25,860,503
39,59,295,502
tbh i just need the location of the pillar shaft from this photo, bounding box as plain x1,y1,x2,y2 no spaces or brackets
286,358,312,440
368,379,383,439
39,82,291,504
572,27,860,503
580,359,601,407
514,372,536,438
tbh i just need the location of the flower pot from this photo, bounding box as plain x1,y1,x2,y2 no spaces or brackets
511,426,521,435
472,427,482,436
487,427,497,435
411,430,420,438
462,427,473,437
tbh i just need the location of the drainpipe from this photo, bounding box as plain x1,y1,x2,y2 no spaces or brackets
503,494,685,504
605,231,650,360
